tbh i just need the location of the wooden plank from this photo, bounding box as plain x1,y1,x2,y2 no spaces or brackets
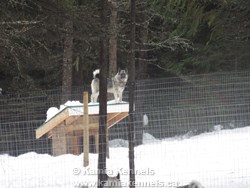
107,113,119,121
89,115,99,124
64,123,98,133
66,132,74,154
64,114,99,125
107,112,129,129
65,115,81,126
36,109,69,139
83,92,89,167
89,129,99,136
94,132,99,153
52,125,67,156
72,134,80,155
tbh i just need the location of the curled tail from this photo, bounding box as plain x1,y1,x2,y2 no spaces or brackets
93,69,100,78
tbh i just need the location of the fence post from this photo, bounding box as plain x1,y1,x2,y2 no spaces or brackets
83,91,89,167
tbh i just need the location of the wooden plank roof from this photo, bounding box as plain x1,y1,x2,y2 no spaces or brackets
36,102,129,139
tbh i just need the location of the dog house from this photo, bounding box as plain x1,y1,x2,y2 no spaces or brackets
35,92,129,166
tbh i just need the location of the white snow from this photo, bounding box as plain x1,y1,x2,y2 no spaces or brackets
213,124,223,131
46,107,59,121
109,139,128,148
1,127,250,188
45,101,83,122
45,100,129,122
142,133,159,144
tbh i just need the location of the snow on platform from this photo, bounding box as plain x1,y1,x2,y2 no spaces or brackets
46,100,129,122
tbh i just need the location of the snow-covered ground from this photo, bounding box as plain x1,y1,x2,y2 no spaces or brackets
1,127,250,188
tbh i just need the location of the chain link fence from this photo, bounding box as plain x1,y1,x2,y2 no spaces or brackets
1,71,250,187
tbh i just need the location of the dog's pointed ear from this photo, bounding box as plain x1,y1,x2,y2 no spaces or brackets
116,173,120,180
125,68,128,74
118,67,121,73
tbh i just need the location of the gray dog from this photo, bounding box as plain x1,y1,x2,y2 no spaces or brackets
91,69,128,103
104,173,121,188
78,173,121,188
178,180,204,188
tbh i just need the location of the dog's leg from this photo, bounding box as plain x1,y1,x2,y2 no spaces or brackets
114,92,119,103
91,92,99,103
91,94,94,103
95,92,99,103
118,92,123,102
91,92,96,103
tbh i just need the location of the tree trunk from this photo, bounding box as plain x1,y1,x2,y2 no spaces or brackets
138,3,148,79
128,0,136,188
72,56,84,86
62,20,73,103
136,2,149,138
108,0,118,77
98,0,108,187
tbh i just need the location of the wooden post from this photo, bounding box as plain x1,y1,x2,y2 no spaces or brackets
83,91,89,167
95,133,99,153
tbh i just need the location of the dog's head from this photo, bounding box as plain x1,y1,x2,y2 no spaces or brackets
117,68,128,81
104,173,121,188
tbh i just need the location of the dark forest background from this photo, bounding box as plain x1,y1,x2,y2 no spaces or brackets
0,0,249,95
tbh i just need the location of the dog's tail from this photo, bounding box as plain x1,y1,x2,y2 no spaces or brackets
93,69,100,78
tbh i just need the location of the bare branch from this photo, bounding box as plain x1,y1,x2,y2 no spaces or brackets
135,57,158,62
0,20,42,26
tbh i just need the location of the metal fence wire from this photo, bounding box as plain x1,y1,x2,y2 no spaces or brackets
0,71,250,188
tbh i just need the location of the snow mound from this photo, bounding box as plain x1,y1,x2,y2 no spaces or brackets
46,101,83,121
109,139,128,148
46,107,59,121
143,133,159,144
213,124,223,131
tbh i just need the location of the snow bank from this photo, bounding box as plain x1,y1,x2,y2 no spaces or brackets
1,127,250,188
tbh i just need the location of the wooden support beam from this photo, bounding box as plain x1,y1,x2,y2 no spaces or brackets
107,112,129,128
65,116,81,126
64,123,98,133
95,132,99,153
36,109,69,139
83,92,89,167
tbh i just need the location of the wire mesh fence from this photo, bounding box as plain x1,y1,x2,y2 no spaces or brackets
1,71,250,187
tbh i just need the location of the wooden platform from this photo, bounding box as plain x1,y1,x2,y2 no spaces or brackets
36,101,129,157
